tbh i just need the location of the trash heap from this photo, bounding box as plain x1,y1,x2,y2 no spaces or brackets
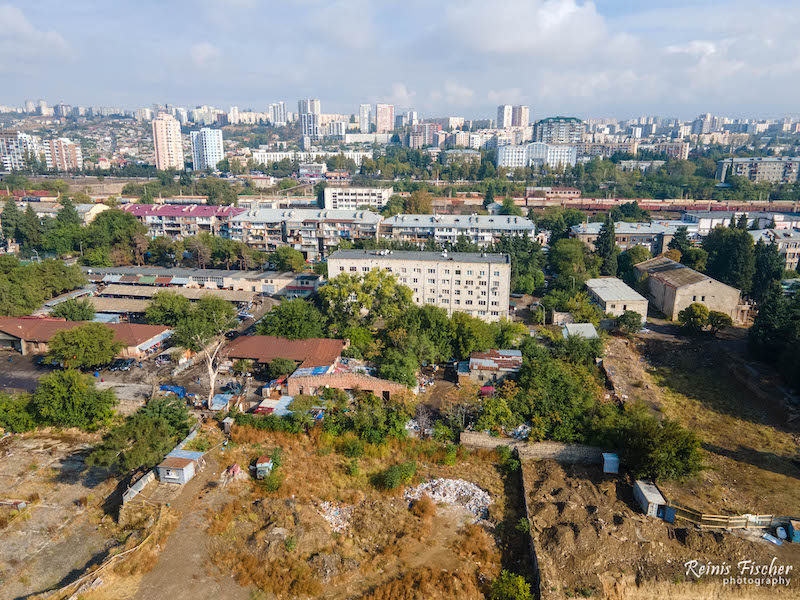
317,501,354,533
404,478,492,519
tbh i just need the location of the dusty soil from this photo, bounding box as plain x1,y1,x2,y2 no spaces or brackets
524,460,800,600
0,433,119,599
200,427,530,600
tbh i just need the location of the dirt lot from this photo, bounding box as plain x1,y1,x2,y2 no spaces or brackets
0,433,119,599
188,426,531,600
524,460,800,600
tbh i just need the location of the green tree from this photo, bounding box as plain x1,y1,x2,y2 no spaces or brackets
0,394,36,432
450,312,495,360
548,238,600,290
87,397,191,473
617,246,651,285
702,226,755,295
47,323,123,369
707,311,733,336
668,226,692,256
499,197,523,216
677,302,709,335
514,270,544,294
751,240,784,305
378,348,419,386
681,247,708,271
490,570,532,600
615,310,642,335
319,270,413,332
50,297,95,321
595,212,618,276
267,357,297,380
1,198,21,242
269,246,305,272
33,370,117,430
257,299,325,339
17,204,43,249
145,291,192,327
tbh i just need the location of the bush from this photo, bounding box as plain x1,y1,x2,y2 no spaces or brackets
615,310,642,335
432,421,455,443
0,394,35,433
346,458,360,477
440,444,458,466
337,437,365,459
494,446,520,473
260,471,284,493
491,570,532,600
380,461,417,490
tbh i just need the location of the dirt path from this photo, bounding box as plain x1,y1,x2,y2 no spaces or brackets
133,454,250,600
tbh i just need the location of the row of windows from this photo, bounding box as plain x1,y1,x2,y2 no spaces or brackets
338,265,502,277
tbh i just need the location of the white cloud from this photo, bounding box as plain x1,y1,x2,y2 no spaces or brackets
442,80,475,105
190,42,221,68
381,82,416,107
0,5,72,72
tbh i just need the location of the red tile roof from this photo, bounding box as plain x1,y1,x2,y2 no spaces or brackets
226,335,345,368
0,317,171,347
121,204,244,218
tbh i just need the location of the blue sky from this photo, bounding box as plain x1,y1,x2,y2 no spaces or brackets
2,0,799,120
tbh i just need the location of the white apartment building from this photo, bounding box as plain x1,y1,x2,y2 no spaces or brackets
190,128,224,171
376,104,395,133
323,186,393,210
0,132,41,171
359,104,371,133
327,249,512,322
152,113,184,170
43,138,83,171
298,98,322,140
252,149,371,167
380,214,536,247
497,105,513,129
497,142,577,168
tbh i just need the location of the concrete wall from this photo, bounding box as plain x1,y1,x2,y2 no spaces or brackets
287,372,411,399
673,280,742,321
460,431,605,464
157,461,195,485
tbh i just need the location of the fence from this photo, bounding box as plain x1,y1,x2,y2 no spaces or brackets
667,501,792,530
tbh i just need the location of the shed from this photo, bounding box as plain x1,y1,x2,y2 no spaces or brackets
561,323,599,340
210,393,234,411
255,456,273,479
788,519,800,544
633,480,666,518
222,416,235,434
156,457,195,485
602,452,619,474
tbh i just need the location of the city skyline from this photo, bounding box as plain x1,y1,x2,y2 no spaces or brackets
3,1,800,119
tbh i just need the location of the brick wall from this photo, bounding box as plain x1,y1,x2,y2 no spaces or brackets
287,372,411,399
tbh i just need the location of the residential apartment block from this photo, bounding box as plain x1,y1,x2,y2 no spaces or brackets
228,208,381,260
251,149,371,167
43,138,83,171
750,228,800,272
716,157,800,184
570,221,680,254
190,128,223,171
327,249,512,322
120,204,243,239
323,186,393,210
375,104,395,134
533,116,585,144
379,214,536,247
497,142,577,168
0,131,41,171
152,113,184,170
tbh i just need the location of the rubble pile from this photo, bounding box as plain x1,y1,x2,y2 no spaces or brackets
317,501,354,533
404,478,492,519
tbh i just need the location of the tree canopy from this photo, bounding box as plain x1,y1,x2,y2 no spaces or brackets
47,322,123,369
257,299,325,339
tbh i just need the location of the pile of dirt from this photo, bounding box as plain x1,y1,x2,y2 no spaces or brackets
524,460,799,599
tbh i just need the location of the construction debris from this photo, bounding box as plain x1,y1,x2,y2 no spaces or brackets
404,478,492,519
317,501,354,533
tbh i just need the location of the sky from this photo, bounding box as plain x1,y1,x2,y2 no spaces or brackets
2,0,800,120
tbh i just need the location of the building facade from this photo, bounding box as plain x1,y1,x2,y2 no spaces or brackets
152,113,184,170
190,128,224,171
322,186,393,210
570,221,677,254
750,228,800,272
120,204,243,239
379,214,536,247
497,142,577,168
585,277,648,321
496,105,513,129
534,117,585,144
298,98,322,141
327,249,512,322
375,104,395,134
716,157,800,184
359,104,371,133
511,105,530,128
0,132,41,171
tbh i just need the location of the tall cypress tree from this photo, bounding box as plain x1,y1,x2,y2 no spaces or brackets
1,199,20,242
595,212,617,276
751,240,785,304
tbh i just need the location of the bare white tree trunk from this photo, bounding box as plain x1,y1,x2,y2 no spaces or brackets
198,336,227,407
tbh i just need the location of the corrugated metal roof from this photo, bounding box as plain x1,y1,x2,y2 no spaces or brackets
167,449,205,461
158,457,193,469
562,323,599,339
138,276,157,284
469,349,523,372
586,278,648,303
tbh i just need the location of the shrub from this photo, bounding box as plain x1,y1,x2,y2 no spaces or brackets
346,458,360,477
260,471,284,493
491,570,532,600
380,461,417,490
337,437,365,459
440,445,458,466
410,496,436,521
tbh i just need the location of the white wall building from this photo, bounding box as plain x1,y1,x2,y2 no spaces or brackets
380,214,536,247
190,128,224,171
497,105,513,129
322,186,393,210
328,249,512,322
497,142,577,168
359,104,371,133
0,132,42,171
152,113,184,170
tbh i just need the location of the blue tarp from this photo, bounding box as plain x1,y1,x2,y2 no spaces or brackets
160,385,186,399
210,393,233,411
167,449,206,461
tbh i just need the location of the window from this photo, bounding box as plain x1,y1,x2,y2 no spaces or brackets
401,268,407,273
362,266,369,272
493,271,500,277
455,269,461,275
444,269,450,274
426,298,435,304
479,310,486,315
454,299,460,305
466,300,473,305
467,270,473,275
428,278,435,284
623,305,627,310
454,289,460,295
701,296,706,301
692,296,696,301
428,268,435,274
442,279,449,285
466,280,474,286
480,271,485,276
413,268,421,273
455,280,461,285
491,301,498,306
491,311,499,316
412,278,418,283
481,291,487,296
610,304,616,309
467,290,473,296
349,266,357,272
442,298,449,304
479,300,487,305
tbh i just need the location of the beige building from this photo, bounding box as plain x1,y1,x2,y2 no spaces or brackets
327,249,512,322
375,104,395,133
633,256,747,323
43,138,83,171
152,113,184,170
750,228,800,272
585,277,648,321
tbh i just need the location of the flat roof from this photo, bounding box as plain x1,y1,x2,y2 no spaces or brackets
586,278,648,303
81,266,271,280
327,249,510,265
384,214,535,230
88,296,151,313
100,284,255,303
633,256,736,290
562,323,599,339
226,335,345,368
158,457,194,469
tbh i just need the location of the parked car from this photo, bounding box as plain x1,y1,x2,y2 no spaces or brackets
108,359,125,372
118,358,135,372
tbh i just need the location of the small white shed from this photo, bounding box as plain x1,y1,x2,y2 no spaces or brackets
633,480,666,517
